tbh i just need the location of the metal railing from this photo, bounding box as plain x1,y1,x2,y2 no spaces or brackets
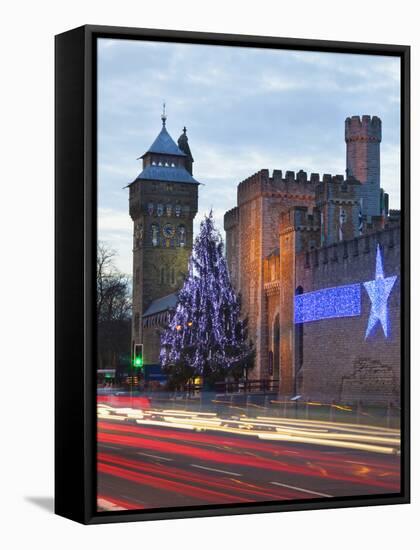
181,378,280,395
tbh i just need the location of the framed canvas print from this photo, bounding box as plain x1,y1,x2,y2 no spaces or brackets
55,25,410,524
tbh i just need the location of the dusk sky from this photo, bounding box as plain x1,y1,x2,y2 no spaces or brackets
97,38,401,275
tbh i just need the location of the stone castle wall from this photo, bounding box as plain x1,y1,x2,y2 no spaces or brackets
224,115,400,403
225,169,315,379
295,226,400,402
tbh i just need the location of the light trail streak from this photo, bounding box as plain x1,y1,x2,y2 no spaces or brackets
98,421,400,473
270,482,332,498
97,430,399,490
98,452,315,501
98,461,251,504
136,451,173,461
97,416,401,510
97,495,144,511
257,432,397,455
255,415,399,433
190,464,242,477
97,403,400,455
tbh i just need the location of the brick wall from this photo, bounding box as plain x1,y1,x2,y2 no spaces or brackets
225,169,315,379
296,226,400,402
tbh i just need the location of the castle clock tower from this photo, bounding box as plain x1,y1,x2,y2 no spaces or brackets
128,110,199,367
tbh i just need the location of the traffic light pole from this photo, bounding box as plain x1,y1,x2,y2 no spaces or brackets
131,343,144,401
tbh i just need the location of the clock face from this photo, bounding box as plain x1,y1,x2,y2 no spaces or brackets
162,223,175,238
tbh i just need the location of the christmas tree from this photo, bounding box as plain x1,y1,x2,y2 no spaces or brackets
160,212,254,385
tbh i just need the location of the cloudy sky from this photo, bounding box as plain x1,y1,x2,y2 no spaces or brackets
98,38,401,275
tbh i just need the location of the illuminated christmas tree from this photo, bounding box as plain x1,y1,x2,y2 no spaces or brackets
160,212,254,384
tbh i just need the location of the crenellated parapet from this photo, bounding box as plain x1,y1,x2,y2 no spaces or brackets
345,115,382,143
297,224,400,272
223,206,239,231
237,169,270,205
279,206,321,236
316,174,362,206
237,168,320,206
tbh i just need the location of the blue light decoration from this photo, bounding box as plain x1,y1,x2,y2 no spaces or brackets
363,244,397,338
294,284,361,324
294,244,397,339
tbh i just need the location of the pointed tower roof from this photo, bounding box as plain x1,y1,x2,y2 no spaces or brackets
140,108,186,158
133,108,200,185
141,125,187,157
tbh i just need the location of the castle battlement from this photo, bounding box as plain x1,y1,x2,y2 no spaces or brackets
297,225,399,272
222,115,397,393
237,168,320,206
279,206,320,235
223,206,239,230
273,169,319,185
345,115,382,142
316,174,362,204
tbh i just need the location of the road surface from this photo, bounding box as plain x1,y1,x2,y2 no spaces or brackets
97,405,400,512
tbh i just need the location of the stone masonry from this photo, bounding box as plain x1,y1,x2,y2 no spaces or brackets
224,116,400,402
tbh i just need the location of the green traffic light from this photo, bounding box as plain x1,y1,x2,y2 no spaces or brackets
134,357,143,367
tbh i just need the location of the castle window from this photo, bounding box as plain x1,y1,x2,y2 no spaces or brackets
151,223,159,247
268,350,274,377
178,224,186,247
160,267,165,285
171,268,175,285
134,313,140,334
135,268,140,285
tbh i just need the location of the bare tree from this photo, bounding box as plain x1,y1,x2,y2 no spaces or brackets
97,242,132,372
97,242,131,322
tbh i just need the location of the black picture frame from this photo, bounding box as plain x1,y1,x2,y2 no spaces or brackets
55,24,410,525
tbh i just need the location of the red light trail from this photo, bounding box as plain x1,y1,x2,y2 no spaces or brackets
97,416,400,511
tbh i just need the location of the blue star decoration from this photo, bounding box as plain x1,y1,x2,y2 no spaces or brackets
363,245,397,338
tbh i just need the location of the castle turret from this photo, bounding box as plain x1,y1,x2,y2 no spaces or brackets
345,115,382,220
177,126,194,175
316,174,362,246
